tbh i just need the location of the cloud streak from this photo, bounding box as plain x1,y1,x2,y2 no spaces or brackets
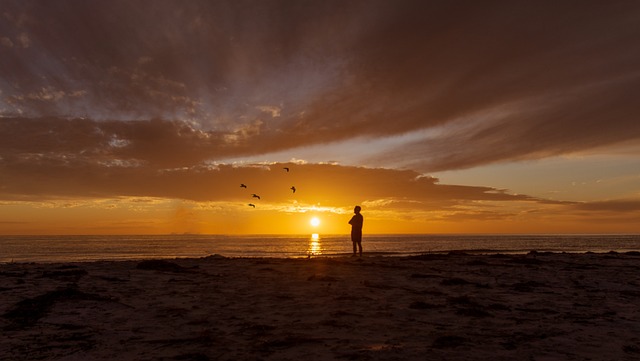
2,1,640,173
0,128,542,206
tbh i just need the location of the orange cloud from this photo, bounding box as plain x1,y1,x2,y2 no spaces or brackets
1,1,640,234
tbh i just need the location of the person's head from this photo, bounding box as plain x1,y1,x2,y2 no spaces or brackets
354,205,361,214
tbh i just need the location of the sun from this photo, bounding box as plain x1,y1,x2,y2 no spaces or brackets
310,217,321,227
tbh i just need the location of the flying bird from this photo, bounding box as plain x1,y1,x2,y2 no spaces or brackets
252,194,261,200
290,186,296,193
248,204,255,208
283,167,289,172
240,184,247,188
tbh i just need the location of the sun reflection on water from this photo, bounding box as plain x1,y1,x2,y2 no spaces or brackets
308,234,322,256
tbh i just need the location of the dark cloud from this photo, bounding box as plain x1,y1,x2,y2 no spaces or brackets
2,0,640,174
0,135,546,207
573,200,640,213
372,77,640,171
0,117,223,167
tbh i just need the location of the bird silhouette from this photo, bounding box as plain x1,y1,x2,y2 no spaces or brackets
283,167,289,172
290,186,296,193
252,194,261,200
248,203,255,208
240,184,247,188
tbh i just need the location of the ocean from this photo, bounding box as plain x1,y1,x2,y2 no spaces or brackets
2,234,640,263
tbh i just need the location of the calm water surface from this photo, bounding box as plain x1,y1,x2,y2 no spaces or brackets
1,234,640,263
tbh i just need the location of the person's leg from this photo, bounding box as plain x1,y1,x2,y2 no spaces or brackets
353,231,363,256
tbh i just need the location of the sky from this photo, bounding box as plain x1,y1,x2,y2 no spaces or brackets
1,0,640,235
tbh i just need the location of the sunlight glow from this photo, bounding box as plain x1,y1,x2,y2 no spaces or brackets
310,217,320,227
308,234,322,256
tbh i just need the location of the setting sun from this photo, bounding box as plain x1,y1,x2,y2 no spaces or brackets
310,217,321,227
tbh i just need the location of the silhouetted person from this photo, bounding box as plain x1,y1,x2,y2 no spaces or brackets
349,206,363,256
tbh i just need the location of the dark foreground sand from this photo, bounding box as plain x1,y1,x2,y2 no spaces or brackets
2,252,640,361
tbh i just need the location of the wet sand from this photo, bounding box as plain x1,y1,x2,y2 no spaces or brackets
2,252,640,360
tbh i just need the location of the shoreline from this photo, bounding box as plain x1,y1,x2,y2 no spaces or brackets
3,249,640,266
2,252,640,360
3,233,640,265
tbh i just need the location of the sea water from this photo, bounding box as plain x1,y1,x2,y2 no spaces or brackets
1,234,640,263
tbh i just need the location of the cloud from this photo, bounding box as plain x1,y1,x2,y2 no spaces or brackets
16,32,29,48
1,1,640,174
0,121,553,209
573,199,640,213
0,117,231,168
256,105,282,118
1,37,13,47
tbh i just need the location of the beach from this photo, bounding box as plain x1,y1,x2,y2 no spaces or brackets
2,252,640,360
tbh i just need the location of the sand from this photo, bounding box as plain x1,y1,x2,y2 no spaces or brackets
2,252,640,360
